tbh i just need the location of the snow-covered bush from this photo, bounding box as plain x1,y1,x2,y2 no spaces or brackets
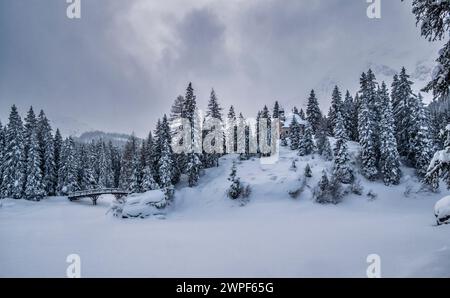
435,196,450,225
367,190,377,201
108,190,167,219
288,177,307,199
349,179,363,196
314,171,343,204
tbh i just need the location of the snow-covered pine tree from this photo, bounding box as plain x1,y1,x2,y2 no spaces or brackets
358,71,379,180
293,107,299,115
299,109,306,120
378,82,401,185
78,143,96,190
273,101,280,119
1,105,26,199
53,128,63,191
409,0,450,98
204,89,223,167
227,160,242,200
37,111,56,196
119,134,139,190
304,163,312,178
158,127,174,199
392,68,417,160
322,136,333,161
237,113,247,159
226,106,237,153
24,128,45,200
98,140,114,188
129,151,142,194
289,115,301,150
141,165,159,191
333,110,353,184
0,121,4,191
342,91,357,141
186,151,201,187
315,117,327,154
298,121,315,156
425,126,450,191
315,170,330,204
306,89,322,133
170,95,184,123
327,85,343,136
57,137,79,195
23,107,37,192
414,96,433,177
182,82,197,141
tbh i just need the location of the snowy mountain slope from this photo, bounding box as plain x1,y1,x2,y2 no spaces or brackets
0,144,449,277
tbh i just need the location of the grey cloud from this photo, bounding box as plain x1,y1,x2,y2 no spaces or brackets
0,0,442,137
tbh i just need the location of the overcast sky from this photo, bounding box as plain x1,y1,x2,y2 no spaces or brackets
0,0,443,137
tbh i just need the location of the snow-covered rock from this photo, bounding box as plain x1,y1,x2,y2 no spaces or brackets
435,196,450,225
110,190,166,219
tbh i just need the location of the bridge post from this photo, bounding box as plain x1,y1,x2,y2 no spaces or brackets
91,195,100,205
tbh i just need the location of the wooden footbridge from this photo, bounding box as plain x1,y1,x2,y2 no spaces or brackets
68,188,129,205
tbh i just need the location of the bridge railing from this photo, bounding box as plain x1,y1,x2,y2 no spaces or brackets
68,188,129,198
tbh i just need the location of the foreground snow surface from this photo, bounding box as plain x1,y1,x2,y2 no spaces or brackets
1,145,450,277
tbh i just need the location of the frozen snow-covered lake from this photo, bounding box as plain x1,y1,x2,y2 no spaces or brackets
1,148,449,277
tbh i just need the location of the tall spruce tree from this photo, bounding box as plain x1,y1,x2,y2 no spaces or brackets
333,110,353,184
24,123,45,200
289,116,301,150
0,121,4,191
37,111,55,195
53,129,63,192
57,137,79,195
327,86,343,136
342,91,357,141
378,82,401,185
298,122,315,156
358,71,379,180
273,101,280,119
1,105,26,199
306,89,322,133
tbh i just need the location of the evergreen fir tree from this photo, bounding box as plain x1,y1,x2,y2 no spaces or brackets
24,126,45,200
322,136,333,161
289,116,301,150
206,89,223,121
378,82,401,185
299,109,306,120
53,129,63,192
186,152,201,187
23,107,37,192
327,85,343,136
306,89,322,133
57,137,79,195
227,160,242,200
342,91,357,141
333,110,353,184
1,105,26,199
273,101,280,119
304,163,312,178
204,89,224,167
37,111,55,195
358,71,379,180
414,96,433,177
298,122,315,156
0,121,4,191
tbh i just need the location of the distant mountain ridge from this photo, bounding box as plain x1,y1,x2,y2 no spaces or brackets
76,131,140,147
